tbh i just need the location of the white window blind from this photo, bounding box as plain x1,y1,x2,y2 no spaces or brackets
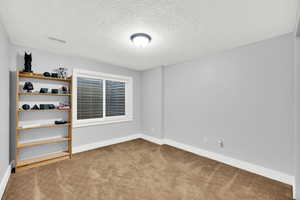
77,77,103,120
73,69,133,127
105,80,125,117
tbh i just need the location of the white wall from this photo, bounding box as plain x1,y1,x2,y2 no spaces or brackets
10,45,141,159
0,22,10,187
141,67,164,139
142,34,295,177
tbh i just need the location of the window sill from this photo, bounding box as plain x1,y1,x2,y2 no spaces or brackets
73,118,133,128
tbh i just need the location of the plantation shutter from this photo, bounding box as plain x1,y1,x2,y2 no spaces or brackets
77,77,103,120
105,80,126,117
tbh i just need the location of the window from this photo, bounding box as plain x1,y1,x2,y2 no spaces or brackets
73,69,133,127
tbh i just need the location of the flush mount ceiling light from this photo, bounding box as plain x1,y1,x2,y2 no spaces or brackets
130,33,152,48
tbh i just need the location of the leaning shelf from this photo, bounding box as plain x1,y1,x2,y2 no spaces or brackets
15,70,73,172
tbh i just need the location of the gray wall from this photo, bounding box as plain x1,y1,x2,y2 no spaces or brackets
141,67,164,139
10,45,141,159
164,33,295,175
141,34,295,176
0,22,10,182
295,37,300,199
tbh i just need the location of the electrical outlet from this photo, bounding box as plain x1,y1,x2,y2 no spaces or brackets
203,137,208,143
218,140,224,148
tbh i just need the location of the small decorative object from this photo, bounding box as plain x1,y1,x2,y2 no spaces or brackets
23,52,33,73
22,104,30,110
56,67,68,79
40,104,55,110
43,72,51,77
51,73,58,78
61,86,68,94
54,120,68,124
39,104,47,110
51,89,58,94
32,104,39,110
57,102,70,110
23,82,34,92
40,88,48,93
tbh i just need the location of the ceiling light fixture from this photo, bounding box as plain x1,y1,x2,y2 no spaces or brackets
130,33,151,47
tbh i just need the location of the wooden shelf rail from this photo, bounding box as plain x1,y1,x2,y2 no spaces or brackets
17,152,70,168
17,123,71,130
19,72,71,82
18,92,71,96
17,137,70,148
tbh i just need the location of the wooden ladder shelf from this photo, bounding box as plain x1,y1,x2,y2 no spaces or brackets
15,70,73,172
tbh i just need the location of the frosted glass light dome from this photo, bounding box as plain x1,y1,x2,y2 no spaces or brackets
130,33,151,48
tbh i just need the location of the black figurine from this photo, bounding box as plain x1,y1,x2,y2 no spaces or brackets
23,82,34,92
40,88,48,93
51,89,58,94
62,86,68,94
51,73,58,78
43,72,51,77
32,104,39,110
24,52,33,73
22,104,30,110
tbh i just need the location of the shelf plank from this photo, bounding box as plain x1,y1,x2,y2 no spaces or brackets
17,123,71,130
18,92,71,96
19,72,71,82
17,137,70,148
16,156,69,172
17,152,70,168
18,109,70,112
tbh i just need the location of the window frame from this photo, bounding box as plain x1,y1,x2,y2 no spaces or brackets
72,69,133,128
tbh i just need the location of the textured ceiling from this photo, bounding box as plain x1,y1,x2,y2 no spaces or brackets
0,0,298,70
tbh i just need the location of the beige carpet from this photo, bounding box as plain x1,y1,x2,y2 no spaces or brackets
3,139,292,200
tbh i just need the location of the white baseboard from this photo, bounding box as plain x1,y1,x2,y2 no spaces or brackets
140,134,164,145
162,139,294,185
73,134,142,154
0,164,11,199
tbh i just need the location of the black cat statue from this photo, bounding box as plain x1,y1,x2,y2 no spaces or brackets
24,52,33,73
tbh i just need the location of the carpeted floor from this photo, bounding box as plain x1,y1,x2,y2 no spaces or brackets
3,139,292,200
